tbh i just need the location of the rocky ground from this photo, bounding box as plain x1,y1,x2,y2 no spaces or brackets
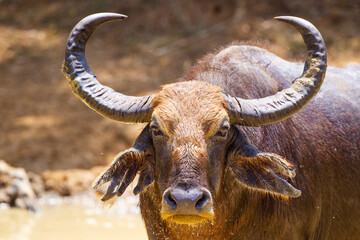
0,0,359,207
0,160,107,210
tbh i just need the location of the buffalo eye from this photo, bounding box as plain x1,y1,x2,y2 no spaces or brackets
215,126,229,137
151,125,164,136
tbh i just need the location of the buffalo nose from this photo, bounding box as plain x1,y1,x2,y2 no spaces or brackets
163,186,211,211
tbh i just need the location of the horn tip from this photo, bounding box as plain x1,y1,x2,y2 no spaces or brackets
273,16,314,29
274,16,298,22
85,12,128,21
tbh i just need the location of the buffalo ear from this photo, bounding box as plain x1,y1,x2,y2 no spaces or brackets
228,134,301,198
92,125,155,201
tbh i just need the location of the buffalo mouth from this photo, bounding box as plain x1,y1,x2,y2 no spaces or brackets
161,213,214,225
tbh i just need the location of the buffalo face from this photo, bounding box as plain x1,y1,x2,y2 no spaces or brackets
93,81,301,225
150,82,229,224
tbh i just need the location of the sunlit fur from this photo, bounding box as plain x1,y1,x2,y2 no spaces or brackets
137,44,360,239
151,81,229,137
93,45,360,239
150,81,229,224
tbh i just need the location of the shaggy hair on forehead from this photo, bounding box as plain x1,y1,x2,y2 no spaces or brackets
151,81,229,135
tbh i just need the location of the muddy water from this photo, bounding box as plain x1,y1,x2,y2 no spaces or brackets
0,193,148,240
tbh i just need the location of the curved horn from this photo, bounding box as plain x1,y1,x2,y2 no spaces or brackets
62,13,155,123
223,16,327,126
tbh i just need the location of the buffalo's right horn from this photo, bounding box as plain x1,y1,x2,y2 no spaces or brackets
223,16,327,126
62,13,155,123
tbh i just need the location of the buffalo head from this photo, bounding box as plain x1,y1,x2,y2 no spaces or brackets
62,13,326,225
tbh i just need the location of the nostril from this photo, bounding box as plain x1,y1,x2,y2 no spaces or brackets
195,192,210,210
168,194,177,207
164,191,177,210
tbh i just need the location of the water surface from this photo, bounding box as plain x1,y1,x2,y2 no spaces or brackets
0,193,147,240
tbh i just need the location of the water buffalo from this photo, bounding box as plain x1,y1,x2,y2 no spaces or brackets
62,13,360,239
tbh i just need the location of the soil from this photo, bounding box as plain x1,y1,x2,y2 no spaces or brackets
1,0,359,174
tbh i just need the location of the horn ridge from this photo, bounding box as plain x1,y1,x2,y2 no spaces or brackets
62,13,155,123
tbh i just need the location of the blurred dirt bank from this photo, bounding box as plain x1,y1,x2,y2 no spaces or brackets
0,0,359,186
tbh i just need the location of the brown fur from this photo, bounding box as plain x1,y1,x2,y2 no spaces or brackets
152,81,228,136
95,44,360,239
137,45,360,239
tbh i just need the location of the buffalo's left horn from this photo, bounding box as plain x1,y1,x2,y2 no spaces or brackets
62,13,155,123
223,16,327,126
